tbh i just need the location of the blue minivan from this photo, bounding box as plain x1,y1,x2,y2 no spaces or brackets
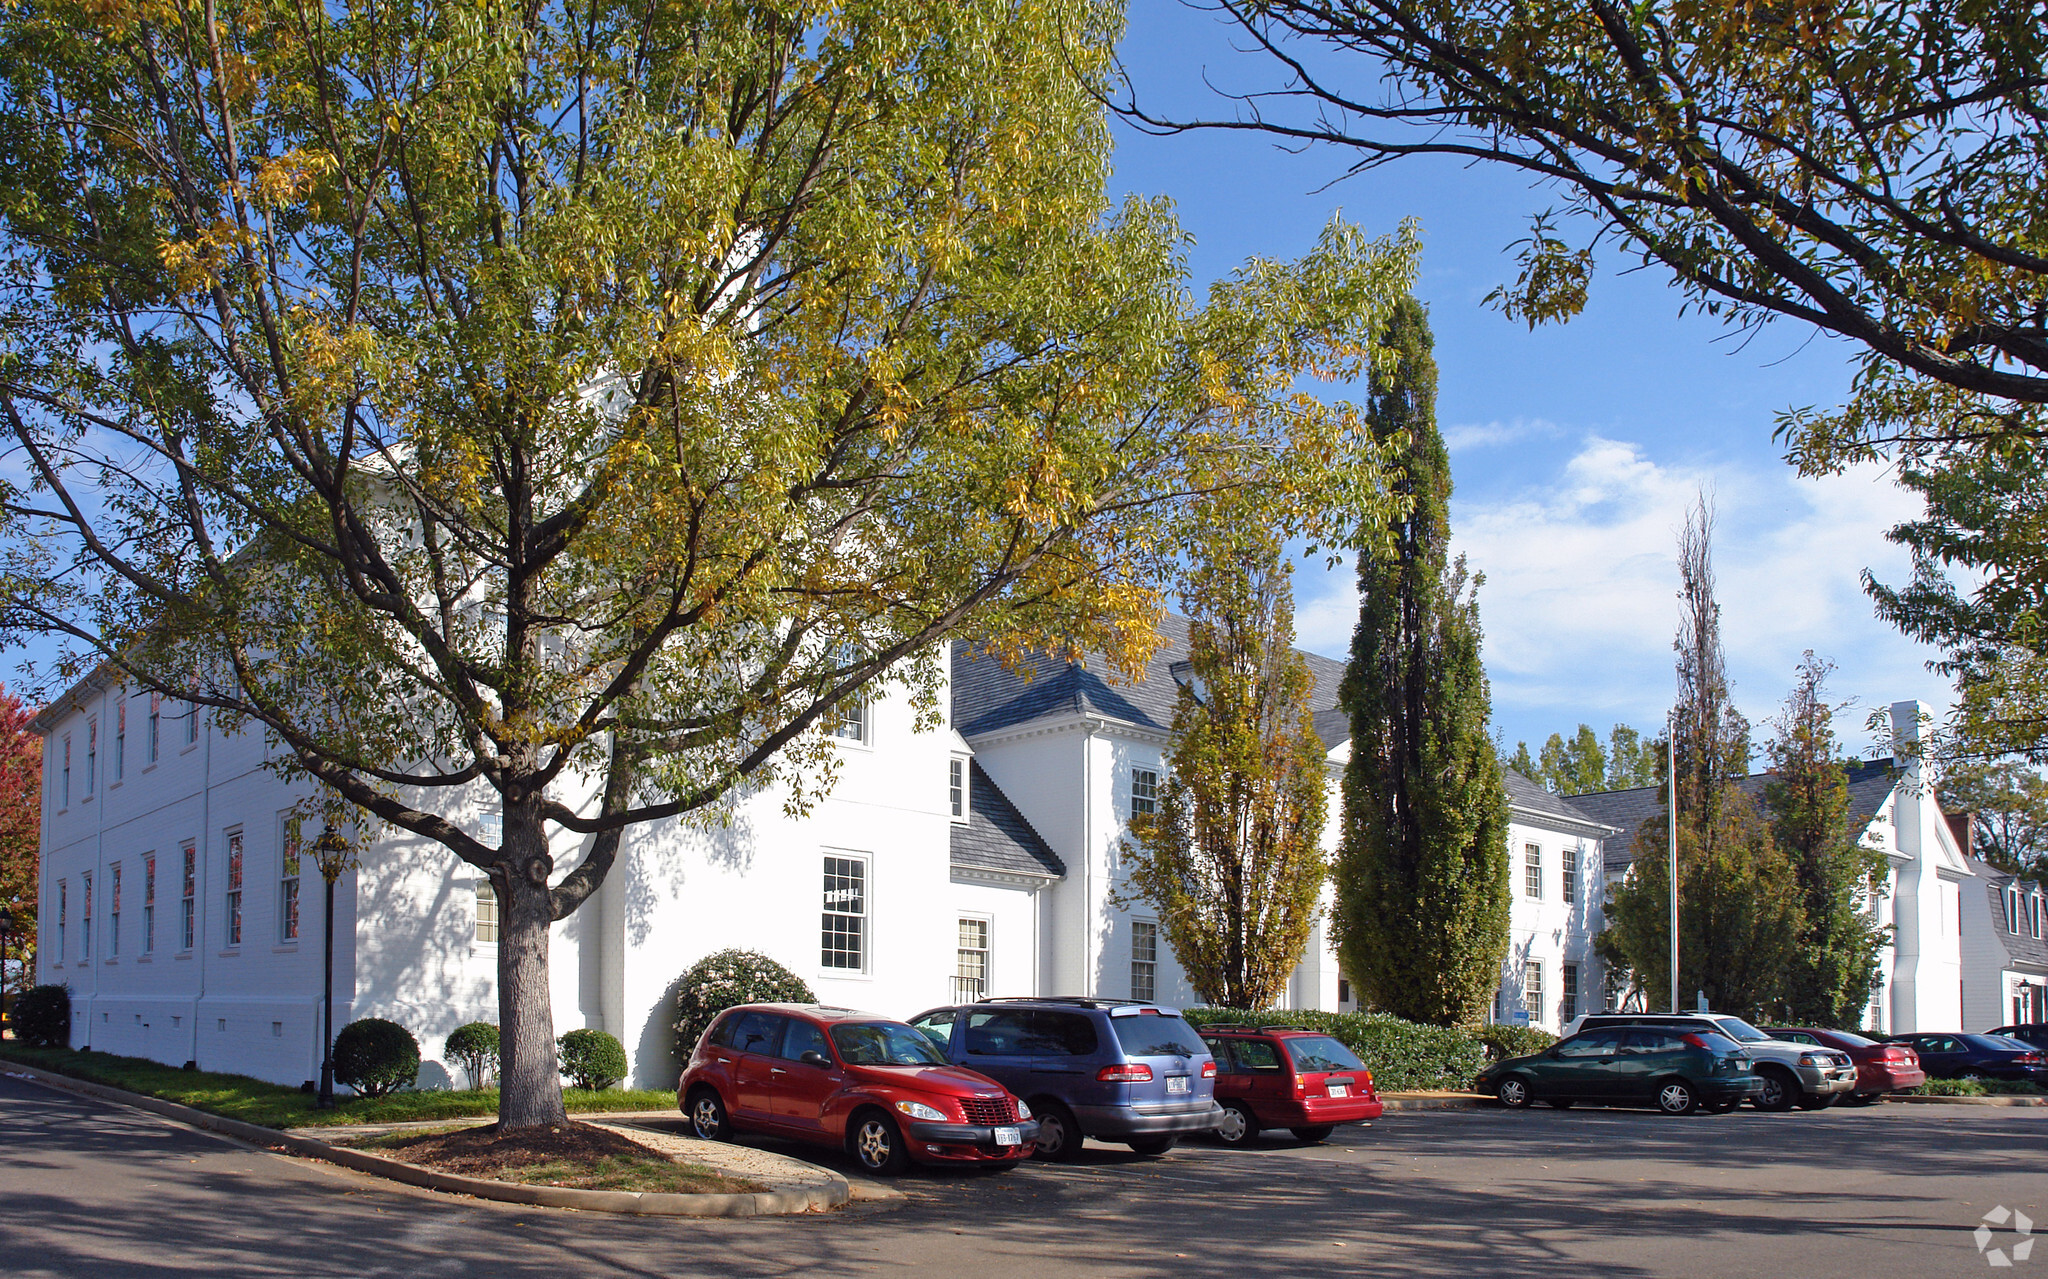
907,997,1222,1159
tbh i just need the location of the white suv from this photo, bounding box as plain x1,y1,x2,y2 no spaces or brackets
1563,1012,1857,1111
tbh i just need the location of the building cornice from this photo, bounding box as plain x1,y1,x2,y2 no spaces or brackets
962,709,1166,751
29,662,118,737
950,864,1061,889
1509,803,1617,841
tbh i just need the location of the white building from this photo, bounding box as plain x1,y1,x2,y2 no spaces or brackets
1490,774,1616,1032
1958,857,2048,1029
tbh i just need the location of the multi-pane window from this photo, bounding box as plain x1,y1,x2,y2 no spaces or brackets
57,880,67,960
1131,920,1158,1002
180,842,197,950
1130,768,1159,819
279,817,301,942
2034,893,2044,941
61,735,70,807
1561,963,1579,1021
183,700,199,746
1524,844,1542,898
822,855,867,970
475,879,499,944
81,870,93,958
148,694,161,763
86,718,96,795
953,918,989,1001
224,830,244,946
2008,887,2023,934
949,759,967,820
480,810,503,849
1562,848,1577,904
114,696,125,780
109,863,121,957
143,854,156,953
1524,960,1543,1020
828,697,867,742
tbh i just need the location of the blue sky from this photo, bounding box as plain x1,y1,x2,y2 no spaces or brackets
1112,0,1950,762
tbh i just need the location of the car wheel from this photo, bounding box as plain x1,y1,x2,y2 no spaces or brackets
1656,1079,1698,1115
849,1109,912,1176
1839,1092,1880,1107
1545,1099,1575,1110
1291,1125,1337,1143
1126,1137,1176,1156
685,1087,730,1141
1959,1070,1987,1082
1030,1100,1085,1162
1213,1101,1258,1146
1497,1075,1534,1109
1750,1067,1798,1112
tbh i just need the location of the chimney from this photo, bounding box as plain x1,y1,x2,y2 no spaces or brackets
1947,812,1976,861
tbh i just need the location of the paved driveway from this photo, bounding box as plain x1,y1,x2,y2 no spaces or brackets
3,1074,2044,1278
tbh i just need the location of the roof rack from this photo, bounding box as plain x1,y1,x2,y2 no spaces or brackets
974,995,1160,1009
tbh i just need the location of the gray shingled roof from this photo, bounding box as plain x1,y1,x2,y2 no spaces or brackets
952,613,1351,747
1504,768,1614,834
1568,758,1899,873
951,760,1066,880
1973,858,2048,973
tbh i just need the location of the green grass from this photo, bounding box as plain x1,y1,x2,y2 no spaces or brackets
1908,1077,2047,1097
0,1043,679,1129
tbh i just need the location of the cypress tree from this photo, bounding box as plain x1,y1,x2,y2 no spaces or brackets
1334,295,1511,1026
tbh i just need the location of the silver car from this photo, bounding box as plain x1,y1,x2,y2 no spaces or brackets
1563,1012,1857,1110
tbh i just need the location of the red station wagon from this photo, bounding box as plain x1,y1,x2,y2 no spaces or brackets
680,1003,1041,1175
1199,1026,1384,1145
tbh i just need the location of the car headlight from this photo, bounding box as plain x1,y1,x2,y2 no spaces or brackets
1798,1052,1828,1067
895,1100,947,1122
1014,1098,1032,1120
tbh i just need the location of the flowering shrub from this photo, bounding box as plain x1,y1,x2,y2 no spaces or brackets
673,949,816,1059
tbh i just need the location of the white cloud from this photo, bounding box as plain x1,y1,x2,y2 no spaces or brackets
1441,417,1563,452
1294,435,1952,756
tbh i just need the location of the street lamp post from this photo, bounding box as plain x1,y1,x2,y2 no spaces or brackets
311,826,350,1109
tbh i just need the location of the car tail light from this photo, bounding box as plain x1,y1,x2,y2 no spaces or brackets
1679,1033,1708,1049
1097,1063,1153,1082
1880,1047,1911,1062
2020,1054,2044,1066
1201,1060,1218,1078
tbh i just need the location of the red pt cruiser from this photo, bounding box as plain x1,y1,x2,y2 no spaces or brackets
1199,1026,1384,1144
680,1003,1041,1174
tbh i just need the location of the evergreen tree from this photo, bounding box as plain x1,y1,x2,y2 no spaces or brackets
1598,497,1801,1015
1510,741,1541,782
1335,296,1510,1026
1604,725,1657,790
1762,654,1889,1025
1121,526,1329,1011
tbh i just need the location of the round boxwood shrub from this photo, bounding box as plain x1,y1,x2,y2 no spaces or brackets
673,949,816,1058
13,984,70,1049
558,1027,629,1091
444,1021,500,1090
333,1017,420,1097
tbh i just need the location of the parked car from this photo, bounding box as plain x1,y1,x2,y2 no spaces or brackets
1476,1024,1763,1114
1197,1026,1384,1145
907,997,1222,1159
1988,1024,2048,1054
1565,1012,1857,1110
1761,1027,1925,1105
679,1003,1040,1175
1885,1032,2048,1083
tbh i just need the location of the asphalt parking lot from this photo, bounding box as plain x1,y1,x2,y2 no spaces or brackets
5,1074,2046,1278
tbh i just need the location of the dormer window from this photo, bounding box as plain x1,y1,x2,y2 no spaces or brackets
949,758,968,821
2007,887,2022,935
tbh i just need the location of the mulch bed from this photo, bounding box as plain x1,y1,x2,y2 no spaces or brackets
346,1120,764,1194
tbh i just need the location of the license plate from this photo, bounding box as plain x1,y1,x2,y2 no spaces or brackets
993,1126,1021,1147
1166,1075,1191,1095
1736,1061,1750,1071
1326,1083,1349,1098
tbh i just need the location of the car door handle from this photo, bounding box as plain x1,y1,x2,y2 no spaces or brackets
770,1067,787,1075
715,1057,732,1064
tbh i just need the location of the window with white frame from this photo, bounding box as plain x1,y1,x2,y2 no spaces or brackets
109,863,121,957
56,879,67,961
953,918,989,1001
480,808,503,850
143,853,155,954
81,870,93,958
279,816,301,942
224,830,244,947
1562,847,1577,904
1524,844,1542,898
1524,960,1543,1020
2007,886,2022,934
114,695,125,781
86,718,96,796
1561,962,1578,1021
949,758,967,821
1131,919,1158,1001
180,842,196,950
1130,767,1159,820
183,700,199,746
475,878,499,944
2034,892,2044,941
821,855,868,970
148,694,161,763
60,735,70,807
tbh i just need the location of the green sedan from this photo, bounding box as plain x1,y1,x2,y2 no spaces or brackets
1476,1025,1765,1115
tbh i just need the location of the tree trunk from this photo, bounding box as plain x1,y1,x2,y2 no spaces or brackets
496,796,566,1129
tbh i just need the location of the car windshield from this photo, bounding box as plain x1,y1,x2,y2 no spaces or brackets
1709,1017,1771,1043
1281,1036,1366,1073
1110,1012,1209,1058
1826,1030,1878,1048
830,1022,949,1066
1973,1034,2033,1052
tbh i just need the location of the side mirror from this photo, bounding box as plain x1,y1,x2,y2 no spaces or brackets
800,1050,830,1068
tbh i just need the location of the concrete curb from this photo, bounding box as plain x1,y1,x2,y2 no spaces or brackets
0,1061,850,1216
1379,1092,1485,1111
1884,1092,2048,1107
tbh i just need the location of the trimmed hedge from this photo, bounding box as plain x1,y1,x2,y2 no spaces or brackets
444,1021,500,1090
1184,1008,1489,1092
558,1028,628,1091
673,949,817,1059
333,1017,420,1097
13,984,70,1049
1477,1024,1559,1063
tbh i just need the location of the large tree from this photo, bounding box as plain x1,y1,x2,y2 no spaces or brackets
1940,758,2048,877
1511,723,1655,793
1761,654,1888,1026
0,685,36,997
0,0,1415,1125
1600,497,1801,1015
1335,294,1510,1026
1119,524,1328,1011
